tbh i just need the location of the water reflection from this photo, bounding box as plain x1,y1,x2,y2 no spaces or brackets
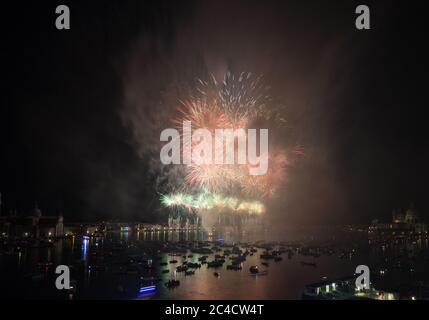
1,227,428,299
81,237,89,261
120,230,130,242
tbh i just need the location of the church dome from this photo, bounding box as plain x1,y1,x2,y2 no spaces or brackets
32,204,42,217
405,204,418,223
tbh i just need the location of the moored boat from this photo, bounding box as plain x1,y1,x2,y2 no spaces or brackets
165,279,180,288
249,265,259,274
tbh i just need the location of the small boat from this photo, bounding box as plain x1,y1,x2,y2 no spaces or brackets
249,266,259,274
213,272,220,277
230,255,246,264
207,260,223,268
160,262,168,266
165,279,180,288
185,270,195,276
187,262,202,269
169,260,178,264
227,264,242,270
162,269,170,274
176,265,188,272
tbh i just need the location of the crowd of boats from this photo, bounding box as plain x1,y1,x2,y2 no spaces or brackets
2,231,429,299
159,242,289,284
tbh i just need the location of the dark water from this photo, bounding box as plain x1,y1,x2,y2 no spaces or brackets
147,249,355,300
1,228,428,300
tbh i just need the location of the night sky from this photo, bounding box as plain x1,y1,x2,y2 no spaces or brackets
0,1,428,225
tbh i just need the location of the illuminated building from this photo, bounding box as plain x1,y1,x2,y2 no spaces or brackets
0,203,64,239
303,275,399,300
369,204,427,237
167,213,201,231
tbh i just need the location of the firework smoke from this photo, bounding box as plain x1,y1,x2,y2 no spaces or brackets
121,68,302,227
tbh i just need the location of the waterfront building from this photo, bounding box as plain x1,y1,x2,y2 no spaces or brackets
167,213,201,231
0,203,64,239
369,204,427,237
303,275,399,300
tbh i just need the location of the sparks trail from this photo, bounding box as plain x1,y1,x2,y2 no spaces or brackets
170,72,294,198
161,191,265,215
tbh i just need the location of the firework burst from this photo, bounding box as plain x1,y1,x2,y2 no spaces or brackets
161,191,265,215
154,71,302,220
170,72,291,199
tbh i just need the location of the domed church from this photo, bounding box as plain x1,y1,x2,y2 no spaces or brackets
369,203,427,236
0,202,64,239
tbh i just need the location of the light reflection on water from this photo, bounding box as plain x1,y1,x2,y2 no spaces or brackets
1,228,428,299
81,237,89,261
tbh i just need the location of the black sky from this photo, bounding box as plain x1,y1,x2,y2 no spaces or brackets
0,0,428,224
